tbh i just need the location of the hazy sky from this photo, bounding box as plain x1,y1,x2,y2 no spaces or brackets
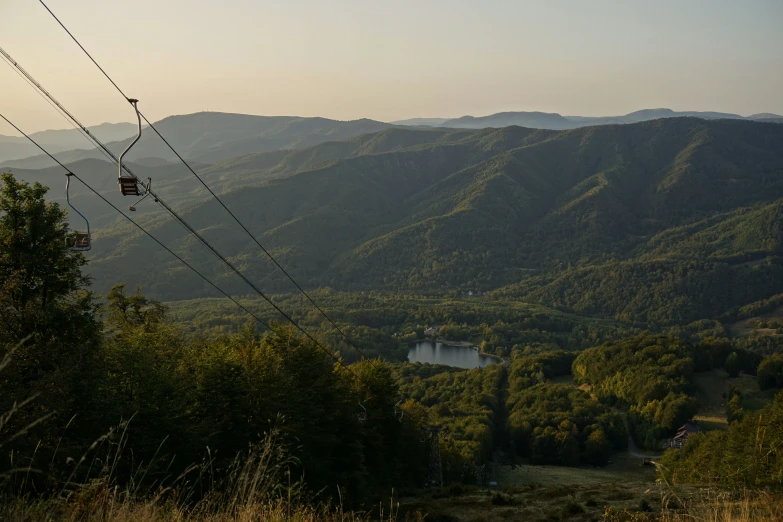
2,0,782,133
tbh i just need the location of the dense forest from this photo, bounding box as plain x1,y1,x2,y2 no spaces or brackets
395,363,504,477
504,351,625,466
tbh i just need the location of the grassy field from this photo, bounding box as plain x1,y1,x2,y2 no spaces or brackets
728,305,783,337
729,373,778,411
691,369,777,433
397,454,783,521
398,482,668,522
693,370,729,431
498,452,656,487
550,374,577,386
397,454,677,522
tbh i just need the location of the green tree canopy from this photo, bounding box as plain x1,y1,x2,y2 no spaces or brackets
0,172,100,469
758,354,783,391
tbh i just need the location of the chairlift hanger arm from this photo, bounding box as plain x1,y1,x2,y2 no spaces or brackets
3,29,388,415
0,110,271,332
64,173,90,251
118,99,143,195
34,0,374,363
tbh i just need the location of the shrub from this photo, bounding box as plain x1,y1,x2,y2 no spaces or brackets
448,484,465,497
562,501,585,516
491,492,516,506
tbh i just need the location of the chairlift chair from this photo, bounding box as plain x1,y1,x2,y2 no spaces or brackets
357,402,368,422
73,233,90,249
394,399,404,422
118,98,144,197
119,177,140,196
65,173,90,251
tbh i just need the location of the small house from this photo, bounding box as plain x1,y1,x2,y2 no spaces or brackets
424,327,435,337
670,422,701,448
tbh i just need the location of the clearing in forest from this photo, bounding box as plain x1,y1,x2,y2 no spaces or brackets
692,369,729,431
729,304,783,337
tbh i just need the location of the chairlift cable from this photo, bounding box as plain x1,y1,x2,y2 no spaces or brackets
0,45,118,169
0,111,269,333
37,0,372,362
0,49,119,168
0,105,365,386
0,90,369,388
11,6,423,426
2,113,403,409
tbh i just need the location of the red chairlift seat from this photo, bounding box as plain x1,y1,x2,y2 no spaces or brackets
73,232,90,249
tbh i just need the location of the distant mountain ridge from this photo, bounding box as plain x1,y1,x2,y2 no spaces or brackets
2,112,392,169
444,111,574,130
393,108,783,129
0,122,138,164
7,109,781,169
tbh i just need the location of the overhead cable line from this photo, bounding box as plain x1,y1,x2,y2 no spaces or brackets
0,46,118,168
37,0,371,361
0,110,373,388
0,52,117,166
0,52,367,387
0,111,269,332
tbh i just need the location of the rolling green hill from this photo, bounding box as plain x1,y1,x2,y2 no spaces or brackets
6,117,783,327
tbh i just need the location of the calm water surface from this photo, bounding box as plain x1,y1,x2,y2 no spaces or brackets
407,341,498,369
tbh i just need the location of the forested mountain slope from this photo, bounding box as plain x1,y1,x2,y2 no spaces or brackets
8,117,783,327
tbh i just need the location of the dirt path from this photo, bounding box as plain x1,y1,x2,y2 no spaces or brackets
626,435,660,460
620,413,662,460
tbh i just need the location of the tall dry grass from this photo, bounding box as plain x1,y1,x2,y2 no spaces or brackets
0,422,410,521
0,338,415,521
604,488,783,521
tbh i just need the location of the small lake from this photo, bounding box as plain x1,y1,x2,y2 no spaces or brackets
407,341,499,369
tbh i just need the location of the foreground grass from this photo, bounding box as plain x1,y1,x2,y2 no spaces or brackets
3,463,781,522
0,497,376,522
5,486,782,522
0,415,415,522
398,484,783,522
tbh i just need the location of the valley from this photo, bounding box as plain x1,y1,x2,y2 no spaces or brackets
2,112,783,521
3,0,783,518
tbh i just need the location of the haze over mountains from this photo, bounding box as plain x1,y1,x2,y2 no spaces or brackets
392,108,783,129
0,122,139,163
3,108,780,168
0,114,390,169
